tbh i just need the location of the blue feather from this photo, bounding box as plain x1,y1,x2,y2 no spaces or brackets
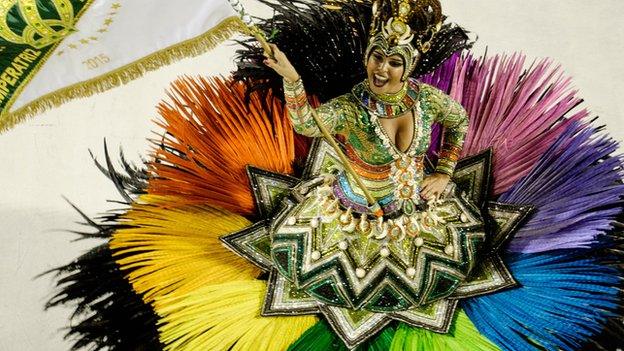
463,252,621,351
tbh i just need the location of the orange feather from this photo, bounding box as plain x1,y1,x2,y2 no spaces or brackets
147,76,301,216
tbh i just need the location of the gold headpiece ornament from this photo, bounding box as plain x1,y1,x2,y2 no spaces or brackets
363,0,443,81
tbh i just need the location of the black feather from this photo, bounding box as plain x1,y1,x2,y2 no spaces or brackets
233,0,471,102
44,225,162,350
44,150,160,351
89,140,149,201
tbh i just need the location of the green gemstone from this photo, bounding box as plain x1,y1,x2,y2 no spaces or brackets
404,200,414,215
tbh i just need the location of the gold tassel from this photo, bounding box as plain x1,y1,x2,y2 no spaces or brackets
0,16,246,133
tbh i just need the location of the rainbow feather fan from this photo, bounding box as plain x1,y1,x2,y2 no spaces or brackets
47,1,623,350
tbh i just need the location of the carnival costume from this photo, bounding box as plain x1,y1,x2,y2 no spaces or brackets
47,1,624,350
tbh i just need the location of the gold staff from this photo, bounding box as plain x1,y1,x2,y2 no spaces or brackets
227,0,383,217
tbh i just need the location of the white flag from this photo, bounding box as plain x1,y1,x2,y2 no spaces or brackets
0,0,242,132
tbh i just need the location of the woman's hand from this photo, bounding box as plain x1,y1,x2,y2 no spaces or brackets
420,172,451,201
263,44,300,83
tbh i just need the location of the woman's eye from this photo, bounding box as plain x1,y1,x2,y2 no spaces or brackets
373,54,383,61
389,61,403,67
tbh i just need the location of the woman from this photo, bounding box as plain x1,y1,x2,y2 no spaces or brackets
265,43,464,204
250,1,488,344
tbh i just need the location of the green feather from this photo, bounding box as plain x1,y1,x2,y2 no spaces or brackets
288,320,396,351
390,311,500,351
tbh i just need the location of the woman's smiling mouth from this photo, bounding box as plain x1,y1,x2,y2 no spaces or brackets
373,74,388,87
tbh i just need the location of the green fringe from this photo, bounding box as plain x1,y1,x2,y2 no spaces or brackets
288,320,396,351
390,311,500,351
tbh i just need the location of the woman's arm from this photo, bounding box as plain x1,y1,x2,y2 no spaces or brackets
428,87,469,176
420,86,469,200
282,78,347,137
264,44,347,137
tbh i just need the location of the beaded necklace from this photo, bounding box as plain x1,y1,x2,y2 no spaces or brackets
352,78,420,119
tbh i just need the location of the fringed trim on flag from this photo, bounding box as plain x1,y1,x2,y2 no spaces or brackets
0,16,246,133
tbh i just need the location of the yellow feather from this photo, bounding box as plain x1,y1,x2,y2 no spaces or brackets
110,195,261,303
157,280,317,351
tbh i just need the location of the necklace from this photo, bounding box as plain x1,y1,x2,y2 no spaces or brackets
352,78,420,119
376,81,408,103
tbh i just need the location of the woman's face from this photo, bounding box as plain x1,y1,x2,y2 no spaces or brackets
366,49,405,95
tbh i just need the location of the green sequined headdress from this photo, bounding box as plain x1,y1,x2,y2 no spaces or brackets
363,0,443,81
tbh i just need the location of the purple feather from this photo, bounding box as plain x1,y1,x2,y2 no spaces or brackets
423,53,587,194
499,121,624,253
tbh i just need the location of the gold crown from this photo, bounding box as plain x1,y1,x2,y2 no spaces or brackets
369,0,442,53
324,1,443,80
0,0,76,48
